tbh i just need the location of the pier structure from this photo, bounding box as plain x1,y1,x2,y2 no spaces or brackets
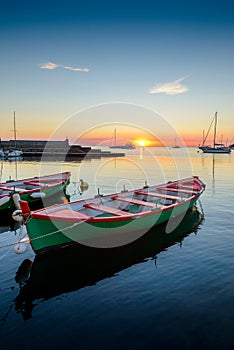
1,139,125,159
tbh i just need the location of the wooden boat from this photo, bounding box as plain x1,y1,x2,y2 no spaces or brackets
0,171,71,214
199,112,231,154
19,176,205,254
172,137,180,148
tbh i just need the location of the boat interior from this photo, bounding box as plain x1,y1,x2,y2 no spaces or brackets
37,179,201,220
0,181,43,194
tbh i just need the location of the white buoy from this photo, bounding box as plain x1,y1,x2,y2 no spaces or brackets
14,242,27,254
12,209,23,222
12,193,21,209
0,196,10,207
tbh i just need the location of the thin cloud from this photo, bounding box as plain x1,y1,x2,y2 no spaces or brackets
39,61,90,72
149,76,189,95
40,62,59,70
63,66,90,72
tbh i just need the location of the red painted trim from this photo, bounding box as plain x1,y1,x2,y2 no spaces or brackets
29,177,205,223
0,193,11,198
31,193,200,223
0,171,70,187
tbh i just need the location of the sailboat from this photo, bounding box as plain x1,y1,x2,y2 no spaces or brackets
109,128,135,149
198,112,231,154
172,137,180,148
6,111,23,158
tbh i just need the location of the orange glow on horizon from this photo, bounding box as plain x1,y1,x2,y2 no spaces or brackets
2,118,230,148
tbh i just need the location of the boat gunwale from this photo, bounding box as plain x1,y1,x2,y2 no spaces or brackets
0,171,70,194
0,180,66,193
0,171,71,208
29,194,200,223
0,171,71,187
29,175,201,214
28,176,205,223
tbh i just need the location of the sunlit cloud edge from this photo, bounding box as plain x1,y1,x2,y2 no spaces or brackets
148,76,189,95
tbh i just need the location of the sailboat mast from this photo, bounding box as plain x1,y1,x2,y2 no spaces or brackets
114,128,116,147
213,112,217,148
13,110,17,149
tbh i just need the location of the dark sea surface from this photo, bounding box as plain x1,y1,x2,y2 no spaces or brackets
0,147,234,350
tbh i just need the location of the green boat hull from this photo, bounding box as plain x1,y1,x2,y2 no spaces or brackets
25,197,198,254
0,183,68,213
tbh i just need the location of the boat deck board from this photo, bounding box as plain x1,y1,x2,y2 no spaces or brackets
175,184,196,190
159,187,197,195
0,185,28,192
34,208,89,221
112,195,157,208
135,190,182,201
83,203,133,216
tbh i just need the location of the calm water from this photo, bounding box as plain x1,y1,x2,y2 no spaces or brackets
0,147,234,350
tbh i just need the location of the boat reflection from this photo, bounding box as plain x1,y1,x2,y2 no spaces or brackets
14,205,203,320
0,219,21,234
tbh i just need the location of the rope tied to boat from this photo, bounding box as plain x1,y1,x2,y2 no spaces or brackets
24,221,85,243
0,219,85,255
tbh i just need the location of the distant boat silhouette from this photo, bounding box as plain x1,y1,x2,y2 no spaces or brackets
198,112,231,154
5,111,23,158
172,138,180,148
109,128,135,149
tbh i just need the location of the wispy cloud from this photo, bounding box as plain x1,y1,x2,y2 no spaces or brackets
148,76,189,95
39,61,90,72
40,62,59,70
63,66,90,72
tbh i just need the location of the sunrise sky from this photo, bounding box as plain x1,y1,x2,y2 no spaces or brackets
1,0,234,146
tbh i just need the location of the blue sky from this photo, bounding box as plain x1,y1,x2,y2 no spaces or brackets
1,0,234,145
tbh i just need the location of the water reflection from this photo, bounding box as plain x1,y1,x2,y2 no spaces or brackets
0,220,20,234
14,206,203,320
200,153,225,195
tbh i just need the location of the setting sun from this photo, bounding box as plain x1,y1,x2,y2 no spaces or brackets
134,139,155,147
137,140,146,147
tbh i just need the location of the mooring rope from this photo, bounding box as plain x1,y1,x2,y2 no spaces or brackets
25,221,82,243
0,218,87,252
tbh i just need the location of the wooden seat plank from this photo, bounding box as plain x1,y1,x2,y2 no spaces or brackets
112,195,156,208
158,187,197,195
84,203,132,216
135,190,182,201
37,208,89,221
